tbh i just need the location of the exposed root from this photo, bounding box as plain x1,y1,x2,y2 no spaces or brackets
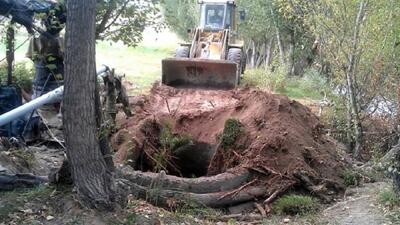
118,166,251,194
117,178,267,208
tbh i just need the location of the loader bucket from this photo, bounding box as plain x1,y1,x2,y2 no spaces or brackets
162,58,239,89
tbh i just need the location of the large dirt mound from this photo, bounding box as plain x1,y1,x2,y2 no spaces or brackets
113,84,346,202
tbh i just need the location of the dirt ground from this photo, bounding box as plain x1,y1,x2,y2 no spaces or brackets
1,84,396,224
0,179,394,225
321,182,392,225
113,84,347,203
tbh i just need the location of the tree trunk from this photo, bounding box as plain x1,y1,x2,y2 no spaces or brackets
264,38,274,69
346,0,367,159
250,39,257,69
118,166,250,194
394,79,400,194
63,0,115,210
6,24,14,85
346,99,354,151
270,7,285,65
287,30,295,77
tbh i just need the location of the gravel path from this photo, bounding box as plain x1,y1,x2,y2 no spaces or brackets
322,182,391,225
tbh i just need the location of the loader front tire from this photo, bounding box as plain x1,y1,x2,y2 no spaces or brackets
175,46,190,58
228,48,243,85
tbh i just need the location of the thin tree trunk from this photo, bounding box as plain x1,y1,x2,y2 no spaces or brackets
264,38,274,69
6,24,14,85
346,98,354,151
270,7,285,65
394,81,400,194
250,39,256,69
256,42,265,67
346,0,368,159
287,30,295,76
63,0,115,210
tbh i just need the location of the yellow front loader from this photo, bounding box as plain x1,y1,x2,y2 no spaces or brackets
162,0,246,89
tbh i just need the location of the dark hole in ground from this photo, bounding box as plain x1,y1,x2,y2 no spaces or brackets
135,139,216,178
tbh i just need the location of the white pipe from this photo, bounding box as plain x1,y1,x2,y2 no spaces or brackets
0,66,109,127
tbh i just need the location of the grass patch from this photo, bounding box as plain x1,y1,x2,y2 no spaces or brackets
341,169,362,187
1,32,176,95
379,188,400,208
160,122,192,153
173,200,221,221
96,41,175,95
379,187,400,224
272,194,320,215
220,118,243,149
0,62,34,91
242,67,328,100
0,186,53,222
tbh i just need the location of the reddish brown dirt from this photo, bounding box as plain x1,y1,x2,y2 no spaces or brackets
112,84,346,201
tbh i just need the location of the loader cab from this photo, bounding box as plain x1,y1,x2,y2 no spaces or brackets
199,0,235,31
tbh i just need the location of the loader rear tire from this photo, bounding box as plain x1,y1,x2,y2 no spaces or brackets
175,46,190,58
228,48,243,85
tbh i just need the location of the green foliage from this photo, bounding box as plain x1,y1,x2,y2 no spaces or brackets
273,194,320,215
242,66,286,92
160,0,199,40
0,62,34,92
220,118,242,149
160,122,192,153
379,188,400,224
173,200,221,221
0,186,53,222
114,213,138,225
243,67,327,100
243,67,286,91
281,69,327,99
341,169,362,187
379,188,400,208
95,0,163,47
153,122,192,173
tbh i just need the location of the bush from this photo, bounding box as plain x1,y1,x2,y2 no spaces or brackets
273,194,320,215
319,95,349,143
0,62,34,92
379,188,400,208
242,65,286,92
280,68,328,99
220,118,243,149
341,169,362,187
242,66,328,100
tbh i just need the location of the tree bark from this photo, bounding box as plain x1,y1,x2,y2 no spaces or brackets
63,0,115,210
346,0,367,159
394,81,400,194
6,24,14,85
264,38,274,69
118,166,250,194
250,39,257,69
269,6,285,65
117,178,267,208
287,30,295,77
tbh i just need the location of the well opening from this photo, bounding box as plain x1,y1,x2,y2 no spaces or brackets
123,119,217,178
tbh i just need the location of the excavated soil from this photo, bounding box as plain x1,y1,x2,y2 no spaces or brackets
112,84,346,201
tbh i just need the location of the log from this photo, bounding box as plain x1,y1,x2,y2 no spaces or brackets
117,178,267,208
118,166,251,194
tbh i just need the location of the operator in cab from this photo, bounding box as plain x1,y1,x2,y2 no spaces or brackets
207,5,225,29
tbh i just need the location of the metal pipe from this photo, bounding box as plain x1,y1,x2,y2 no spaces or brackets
0,65,109,127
